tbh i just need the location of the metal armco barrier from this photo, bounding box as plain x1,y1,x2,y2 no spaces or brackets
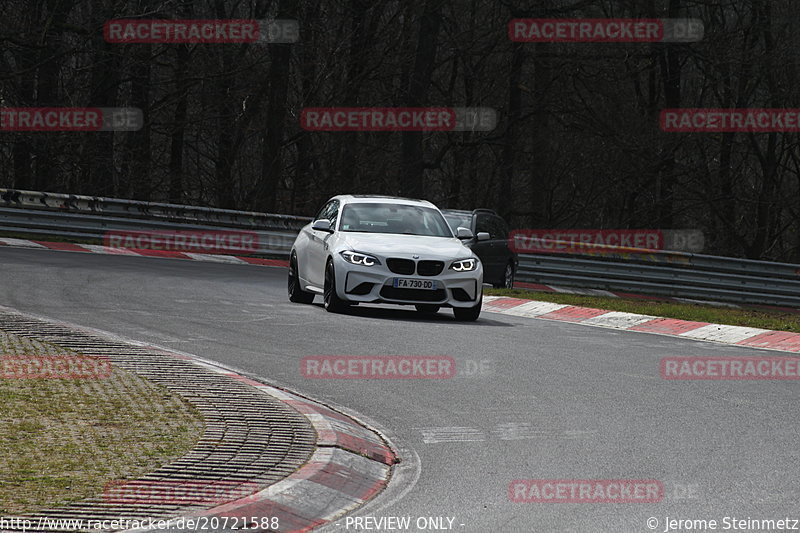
516,250,800,308
0,188,312,257
2,188,799,308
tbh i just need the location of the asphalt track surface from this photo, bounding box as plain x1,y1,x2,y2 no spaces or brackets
2,247,799,533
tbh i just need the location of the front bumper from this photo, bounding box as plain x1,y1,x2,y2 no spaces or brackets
334,256,482,308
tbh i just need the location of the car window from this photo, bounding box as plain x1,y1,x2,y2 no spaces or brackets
443,214,472,232
475,215,491,236
340,203,453,237
489,216,508,240
314,200,333,221
326,200,340,227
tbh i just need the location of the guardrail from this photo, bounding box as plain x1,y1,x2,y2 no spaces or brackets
0,188,311,257
517,248,800,308
2,188,799,308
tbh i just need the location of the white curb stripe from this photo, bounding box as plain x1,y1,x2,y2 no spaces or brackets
582,311,659,329
678,324,772,344
184,253,248,264
81,244,141,255
501,300,570,317
0,238,46,248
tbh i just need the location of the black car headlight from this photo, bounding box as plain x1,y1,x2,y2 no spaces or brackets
341,250,380,266
450,258,477,272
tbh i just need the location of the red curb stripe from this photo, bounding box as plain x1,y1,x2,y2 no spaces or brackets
128,248,192,259
485,297,528,309
332,431,395,465
241,257,289,267
736,331,800,352
538,306,608,321
35,241,88,252
630,318,711,335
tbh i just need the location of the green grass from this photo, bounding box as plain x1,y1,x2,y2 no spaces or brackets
0,331,204,515
484,288,800,333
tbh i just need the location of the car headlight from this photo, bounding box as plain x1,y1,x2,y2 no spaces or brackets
450,258,477,272
341,250,380,266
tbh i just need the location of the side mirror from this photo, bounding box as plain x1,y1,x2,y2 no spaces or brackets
456,227,474,240
476,232,490,241
311,219,333,233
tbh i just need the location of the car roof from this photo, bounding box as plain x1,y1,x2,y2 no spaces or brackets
332,195,437,208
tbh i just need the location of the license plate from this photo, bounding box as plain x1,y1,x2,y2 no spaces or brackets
393,278,437,290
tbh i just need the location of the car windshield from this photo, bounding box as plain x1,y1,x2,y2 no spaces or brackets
339,203,453,237
443,214,472,233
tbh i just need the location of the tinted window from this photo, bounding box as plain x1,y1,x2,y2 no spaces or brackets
475,215,491,235
488,216,507,239
443,214,473,232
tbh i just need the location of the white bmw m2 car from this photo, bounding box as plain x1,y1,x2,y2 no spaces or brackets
288,195,483,320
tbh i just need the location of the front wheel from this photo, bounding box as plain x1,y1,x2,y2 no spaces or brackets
323,260,349,313
453,297,482,321
288,254,315,303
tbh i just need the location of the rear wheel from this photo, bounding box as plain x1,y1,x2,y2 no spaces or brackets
323,260,349,313
288,254,315,304
415,304,440,314
493,262,515,289
453,297,482,321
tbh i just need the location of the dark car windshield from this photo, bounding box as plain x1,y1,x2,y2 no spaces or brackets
443,213,472,233
340,203,453,237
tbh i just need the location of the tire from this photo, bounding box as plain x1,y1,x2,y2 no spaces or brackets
415,304,441,314
453,297,482,321
288,254,315,304
323,260,349,313
493,262,515,289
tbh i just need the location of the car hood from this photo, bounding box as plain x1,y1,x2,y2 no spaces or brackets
336,232,474,259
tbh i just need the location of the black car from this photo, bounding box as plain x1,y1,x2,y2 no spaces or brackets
441,209,518,289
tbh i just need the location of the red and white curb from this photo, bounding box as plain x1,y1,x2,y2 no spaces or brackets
120,356,397,533
483,295,800,353
0,237,289,268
